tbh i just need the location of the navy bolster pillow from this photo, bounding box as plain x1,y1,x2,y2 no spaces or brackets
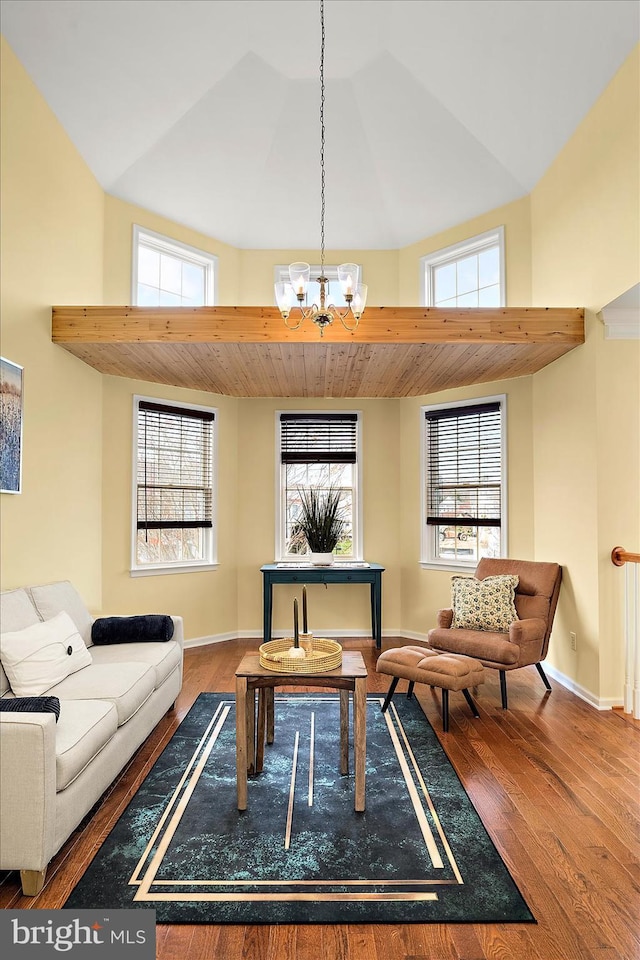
0,696,61,722
91,615,174,645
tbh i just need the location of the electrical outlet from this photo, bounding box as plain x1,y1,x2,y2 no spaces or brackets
570,631,577,651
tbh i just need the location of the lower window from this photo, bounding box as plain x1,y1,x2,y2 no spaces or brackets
132,396,217,574
421,397,506,567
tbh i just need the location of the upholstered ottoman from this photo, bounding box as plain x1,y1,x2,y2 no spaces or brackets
376,646,485,732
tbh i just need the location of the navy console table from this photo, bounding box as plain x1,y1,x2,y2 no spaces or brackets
261,563,385,649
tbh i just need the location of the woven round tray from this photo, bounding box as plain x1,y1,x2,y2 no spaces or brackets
259,637,342,673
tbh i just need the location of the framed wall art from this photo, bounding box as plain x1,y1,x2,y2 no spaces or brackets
1,357,24,494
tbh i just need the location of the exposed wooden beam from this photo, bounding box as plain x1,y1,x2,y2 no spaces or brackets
52,305,584,345
50,305,585,398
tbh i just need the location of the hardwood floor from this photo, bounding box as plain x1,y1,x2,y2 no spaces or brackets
2,637,639,960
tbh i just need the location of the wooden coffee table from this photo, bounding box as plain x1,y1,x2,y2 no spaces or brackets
235,651,368,812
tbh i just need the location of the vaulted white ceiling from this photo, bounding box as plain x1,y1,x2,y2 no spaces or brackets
2,0,638,249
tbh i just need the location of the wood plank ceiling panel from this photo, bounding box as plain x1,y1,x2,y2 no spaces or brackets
52,306,585,398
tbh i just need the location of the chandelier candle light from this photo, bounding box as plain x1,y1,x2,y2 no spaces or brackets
274,0,367,337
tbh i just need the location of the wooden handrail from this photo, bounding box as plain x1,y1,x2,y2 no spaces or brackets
611,546,640,566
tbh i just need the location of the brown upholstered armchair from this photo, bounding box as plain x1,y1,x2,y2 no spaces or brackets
427,558,562,709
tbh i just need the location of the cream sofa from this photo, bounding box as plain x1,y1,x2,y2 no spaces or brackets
0,581,183,896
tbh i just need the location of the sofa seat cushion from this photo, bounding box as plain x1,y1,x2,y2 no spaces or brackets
428,627,520,666
89,640,181,689
46,662,156,726
55,699,118,791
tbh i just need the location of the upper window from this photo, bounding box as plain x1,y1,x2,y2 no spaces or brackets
274,265,359,310
132,397,217,575
421,227,505,308
132,226,217,307
276,412,362,561
421,397,506,568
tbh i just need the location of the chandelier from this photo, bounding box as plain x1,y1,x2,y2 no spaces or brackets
274,0,367,337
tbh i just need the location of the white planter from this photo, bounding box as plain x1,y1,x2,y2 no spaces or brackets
310,552,334,566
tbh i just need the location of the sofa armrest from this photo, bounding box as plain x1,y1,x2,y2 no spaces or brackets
509,618,547,646
170,615,184,650
0,712,57,873
437,608,454,629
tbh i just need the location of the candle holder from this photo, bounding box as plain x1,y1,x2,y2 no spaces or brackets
299,633,314,656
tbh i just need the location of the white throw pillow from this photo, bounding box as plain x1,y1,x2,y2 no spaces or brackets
0,611,93,696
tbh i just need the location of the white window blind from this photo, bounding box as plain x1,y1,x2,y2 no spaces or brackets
137,401,214,532
425,401,502,529
277,412,361,560
280,413,358,464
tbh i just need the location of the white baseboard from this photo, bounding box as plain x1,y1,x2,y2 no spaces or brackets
542,664,622,711
184,627,403,648
400,630,430,644
260,628,402,640
184,632,238,649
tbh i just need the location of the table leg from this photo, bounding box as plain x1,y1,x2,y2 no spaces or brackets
339,689,349,775
236,676,248,810
373,576,382,649
353,676,367,812
256,689,267,773
264,577,273,643
266,687,275,744
246,688,256,775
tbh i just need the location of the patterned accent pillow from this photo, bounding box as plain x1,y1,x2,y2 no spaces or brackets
451,575,519,632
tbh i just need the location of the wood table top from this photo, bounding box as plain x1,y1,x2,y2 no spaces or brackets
235,650,367,680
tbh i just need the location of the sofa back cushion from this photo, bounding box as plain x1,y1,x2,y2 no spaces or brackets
29,581,94,647
0,588,41,695
0,611,93,696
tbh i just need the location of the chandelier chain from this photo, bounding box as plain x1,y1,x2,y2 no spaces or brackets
276,0,366,335
319,0,326,274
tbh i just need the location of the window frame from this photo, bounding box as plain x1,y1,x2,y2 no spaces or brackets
420,226,505,308
275,410,363,562
130,394,218,577
132,225,218,307
420,395,508,571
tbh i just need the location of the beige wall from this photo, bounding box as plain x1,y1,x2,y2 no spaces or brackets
236,398,402,636
3,34,638,710
237,249,399,306
398,195,532,306
0,38,104,610
100,200,403,640
399,377,534,636
100,377,239,641
104,196,399,308
394,194,535,640
530,45,640,701
103,195,241,305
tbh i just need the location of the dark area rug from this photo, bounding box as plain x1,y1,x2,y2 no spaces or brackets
64,692,534,924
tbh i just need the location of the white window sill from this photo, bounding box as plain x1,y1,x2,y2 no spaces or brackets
420,560,478,573
130,562,219,578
